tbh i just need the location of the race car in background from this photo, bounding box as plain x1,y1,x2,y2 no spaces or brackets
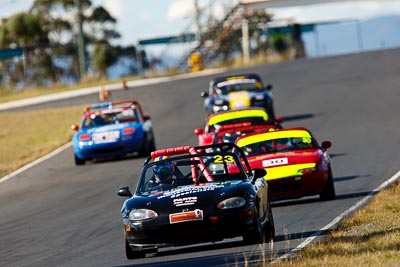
200,73,276,119
71,100,156,165
117,143,274,259
235,127,335,202
194,108,282,146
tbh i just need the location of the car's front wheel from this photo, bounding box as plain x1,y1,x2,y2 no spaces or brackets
320,169,336,201
243,207,265,245
125,234,144,260
139,134,156,157
74,155,85,166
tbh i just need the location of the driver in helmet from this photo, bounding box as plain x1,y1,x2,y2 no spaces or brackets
147,156,175,189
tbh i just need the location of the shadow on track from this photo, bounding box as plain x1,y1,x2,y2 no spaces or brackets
116,240,277,267
280,113,314,122
271,189,374,208
334,174,370,183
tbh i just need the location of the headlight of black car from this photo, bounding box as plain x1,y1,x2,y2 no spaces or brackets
213,105,229,113
129,209,158,221
212,99,229,113
253,93,265,100
217,197,246,209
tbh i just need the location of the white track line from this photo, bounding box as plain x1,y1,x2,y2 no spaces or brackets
272,169,400,264
0,142,72,184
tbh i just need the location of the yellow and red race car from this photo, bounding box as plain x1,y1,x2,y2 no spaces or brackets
194,108,281,146
235,127,335,202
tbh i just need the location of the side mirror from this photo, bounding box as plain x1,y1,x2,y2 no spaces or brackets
321,141,332,150
71,124,79,131
194,128,203,135
117,186,132,198
275,116,283,123
265,84,273,91
143,115,151,121
200,91,209,98
252,168,267,181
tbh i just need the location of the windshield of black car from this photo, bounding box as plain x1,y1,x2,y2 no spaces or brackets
136,152,246,195
82,108,139,128
215,83,260,95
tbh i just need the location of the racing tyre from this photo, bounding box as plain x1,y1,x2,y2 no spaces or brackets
125,234,144,259
243,207,265,245
320,169,336,201
139,134,155,157
74,155,85,166
148,137,156,154
265,203,275,243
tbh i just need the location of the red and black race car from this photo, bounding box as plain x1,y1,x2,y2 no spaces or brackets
116,143,274,259
235,127,335,202
194,107,282,146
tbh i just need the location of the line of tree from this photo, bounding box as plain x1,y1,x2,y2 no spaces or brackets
0,0,149,89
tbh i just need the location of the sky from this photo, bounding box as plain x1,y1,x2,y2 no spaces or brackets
1,0,400,45
1,0,400,60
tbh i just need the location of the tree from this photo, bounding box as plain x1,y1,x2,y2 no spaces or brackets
0,12,57,87
91,42,117,78
0,0,146,89
30,0,122,81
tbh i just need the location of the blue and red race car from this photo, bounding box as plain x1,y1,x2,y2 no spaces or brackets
235,127,336,202
71,100,156,165
194,107,281,146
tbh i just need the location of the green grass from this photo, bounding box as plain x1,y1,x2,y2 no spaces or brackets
0,80,118,103
0,106,83,177
272,182,400,267
0,69,181,104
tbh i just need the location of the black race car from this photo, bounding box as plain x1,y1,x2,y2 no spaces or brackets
117,143,275,259
201,73,276,119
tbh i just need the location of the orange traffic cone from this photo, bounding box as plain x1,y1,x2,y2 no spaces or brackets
121,79,128,90
99,86,111,101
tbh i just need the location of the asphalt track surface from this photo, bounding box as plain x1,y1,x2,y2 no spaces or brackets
1,48,400,267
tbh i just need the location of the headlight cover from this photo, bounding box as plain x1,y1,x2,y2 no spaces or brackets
213,105,228,113
217,197,246,209
129,209,158,221
254,93,265,100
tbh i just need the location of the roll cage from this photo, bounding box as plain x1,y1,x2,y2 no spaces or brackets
137,144,253,191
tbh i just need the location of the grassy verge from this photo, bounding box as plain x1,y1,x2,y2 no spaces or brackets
0,81,103,103
0,106,83,177
272,181,400,267
0,69,182,104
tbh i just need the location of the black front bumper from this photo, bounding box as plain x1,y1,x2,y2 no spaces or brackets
124,208,255,251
